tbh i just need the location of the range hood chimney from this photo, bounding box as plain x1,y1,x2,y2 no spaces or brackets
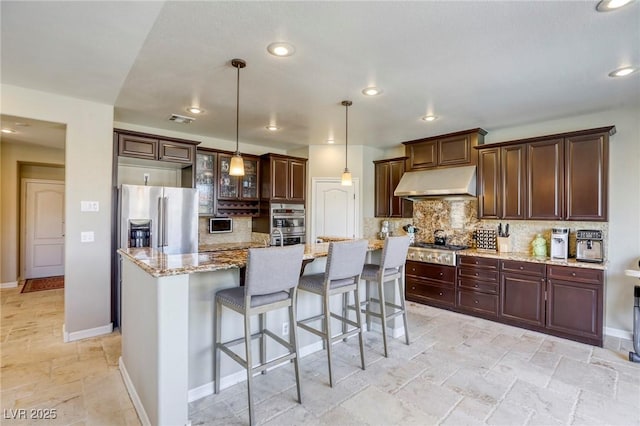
394,165,477,199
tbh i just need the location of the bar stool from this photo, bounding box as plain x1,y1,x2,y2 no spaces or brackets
213,244,305,426
360,235,411,357
296,239,368,387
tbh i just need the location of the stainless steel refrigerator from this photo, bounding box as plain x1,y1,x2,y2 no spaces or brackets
115,184,198,327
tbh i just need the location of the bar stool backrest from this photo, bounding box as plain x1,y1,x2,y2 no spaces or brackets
325,240,368,281
381,236,411,270
245,244,305,296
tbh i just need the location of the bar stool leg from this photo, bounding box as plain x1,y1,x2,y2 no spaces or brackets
354,285,366,370
342,292,348,341
398,276,410,345
364,280,372,331
378,277,389,358
214,299,222,394
259,313,267,375
324,291,334,387
244,314,255,426
289,300,302,403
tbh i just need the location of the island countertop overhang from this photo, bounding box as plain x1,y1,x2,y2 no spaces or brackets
118,239,385,278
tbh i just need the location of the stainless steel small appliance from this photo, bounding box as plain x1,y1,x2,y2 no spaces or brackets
270,203,305,246
550,227,569,260
576,229,604,263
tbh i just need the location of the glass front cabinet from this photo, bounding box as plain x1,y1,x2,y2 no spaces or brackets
195,151,216,215
215,153,260,216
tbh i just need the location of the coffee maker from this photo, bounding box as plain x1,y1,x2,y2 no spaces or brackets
550,227,569,260
576,229,604,263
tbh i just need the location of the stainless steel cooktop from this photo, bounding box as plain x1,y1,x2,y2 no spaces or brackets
406,243,469,266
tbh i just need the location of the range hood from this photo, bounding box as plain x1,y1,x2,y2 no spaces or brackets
394,165,477,199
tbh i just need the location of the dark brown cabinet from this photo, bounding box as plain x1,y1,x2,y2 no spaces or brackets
527,139,564,220
565,132,608,221
456,255,499,317
260,154,307,203
374,157,412,218
546,265,603,346
476,126,613,221
499,260,546,328
116,130,197,165
405,261,456,308
403,128,487,171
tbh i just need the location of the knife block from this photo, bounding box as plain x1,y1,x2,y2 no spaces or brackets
497,236,511,253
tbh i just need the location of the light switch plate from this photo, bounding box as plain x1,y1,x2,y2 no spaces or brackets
80,231,94,242
81,201,99,212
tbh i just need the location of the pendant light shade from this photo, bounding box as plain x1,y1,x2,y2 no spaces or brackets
341,100,353,186
230,59,246,176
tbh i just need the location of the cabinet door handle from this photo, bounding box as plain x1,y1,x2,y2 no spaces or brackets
474,284,479,288
439,292,443,296
411,286,416,290
571,272,576,277
475,273,479,276
519,266,524,270
474,300,479,304
439,272,444,276
475,261,479,264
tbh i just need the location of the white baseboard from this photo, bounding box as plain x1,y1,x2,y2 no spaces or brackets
119,357,151,426
63,323,113,342
605,326,633,341
1,281,18,289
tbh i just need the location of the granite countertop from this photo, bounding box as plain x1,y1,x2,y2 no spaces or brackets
119,239,384,278
198,242,268,252
457,248,607,270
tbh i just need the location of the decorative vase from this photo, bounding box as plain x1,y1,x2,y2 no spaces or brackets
532,234,547,257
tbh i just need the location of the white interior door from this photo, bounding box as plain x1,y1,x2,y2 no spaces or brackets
23,180,65,279
311,178,359,242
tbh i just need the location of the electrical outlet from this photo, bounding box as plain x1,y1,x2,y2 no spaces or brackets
282,322,289,336
143,173,150,185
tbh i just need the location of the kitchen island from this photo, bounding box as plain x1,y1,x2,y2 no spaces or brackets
118,240,383,426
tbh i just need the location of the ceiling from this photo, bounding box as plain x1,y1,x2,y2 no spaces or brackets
1,1,639,152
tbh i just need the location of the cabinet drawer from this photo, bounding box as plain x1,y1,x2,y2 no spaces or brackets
406,280,455,307
547,265,603,285
406,261,455,283
501,260,546,277
457,290,498,316
457,277,498,294
458,255,499,270
458,267,499,283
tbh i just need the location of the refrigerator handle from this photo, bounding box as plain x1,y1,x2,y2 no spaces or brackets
163,197,169,247
158,197,164,248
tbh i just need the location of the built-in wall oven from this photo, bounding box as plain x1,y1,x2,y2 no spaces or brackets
271,203,305,246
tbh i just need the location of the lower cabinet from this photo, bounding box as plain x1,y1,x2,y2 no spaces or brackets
408,255,605,346
405,261,456,308
499,260,546,327
456,255,499,317
546,265,603,345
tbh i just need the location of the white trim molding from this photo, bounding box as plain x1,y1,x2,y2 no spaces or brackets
1,281,18,289
120,357,152,426
605,326,633,341
63,323,113,342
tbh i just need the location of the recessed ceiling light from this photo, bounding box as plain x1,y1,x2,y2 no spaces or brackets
1,128,16,134
608,66,638,77
596,0,634,11
267,42,296,57
186,106,204,114
362,87,383,96
327,139,335,144
265,125,280,131
421,115,438,122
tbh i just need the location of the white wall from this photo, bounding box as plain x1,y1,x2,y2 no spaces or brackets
2,84,114,338
482,107,640,334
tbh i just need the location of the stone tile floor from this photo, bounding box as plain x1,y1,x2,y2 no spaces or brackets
2,285,639,425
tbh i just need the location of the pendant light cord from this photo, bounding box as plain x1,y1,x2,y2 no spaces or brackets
345,102,348,169
235,64,240,155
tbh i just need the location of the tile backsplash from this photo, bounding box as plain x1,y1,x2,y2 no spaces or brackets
365,198,608,258
198,217,252,245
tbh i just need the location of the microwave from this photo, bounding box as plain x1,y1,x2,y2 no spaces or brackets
209,218,233,234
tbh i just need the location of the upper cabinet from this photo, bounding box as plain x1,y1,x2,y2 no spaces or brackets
403,128,487,171
260,154,308,203
116,130,197,165
476,126,614,221
216,153,260,216
195,150,216,216
374,157,413,218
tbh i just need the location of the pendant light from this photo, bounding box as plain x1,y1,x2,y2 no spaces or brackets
229,58,246,176
341,100,353,186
